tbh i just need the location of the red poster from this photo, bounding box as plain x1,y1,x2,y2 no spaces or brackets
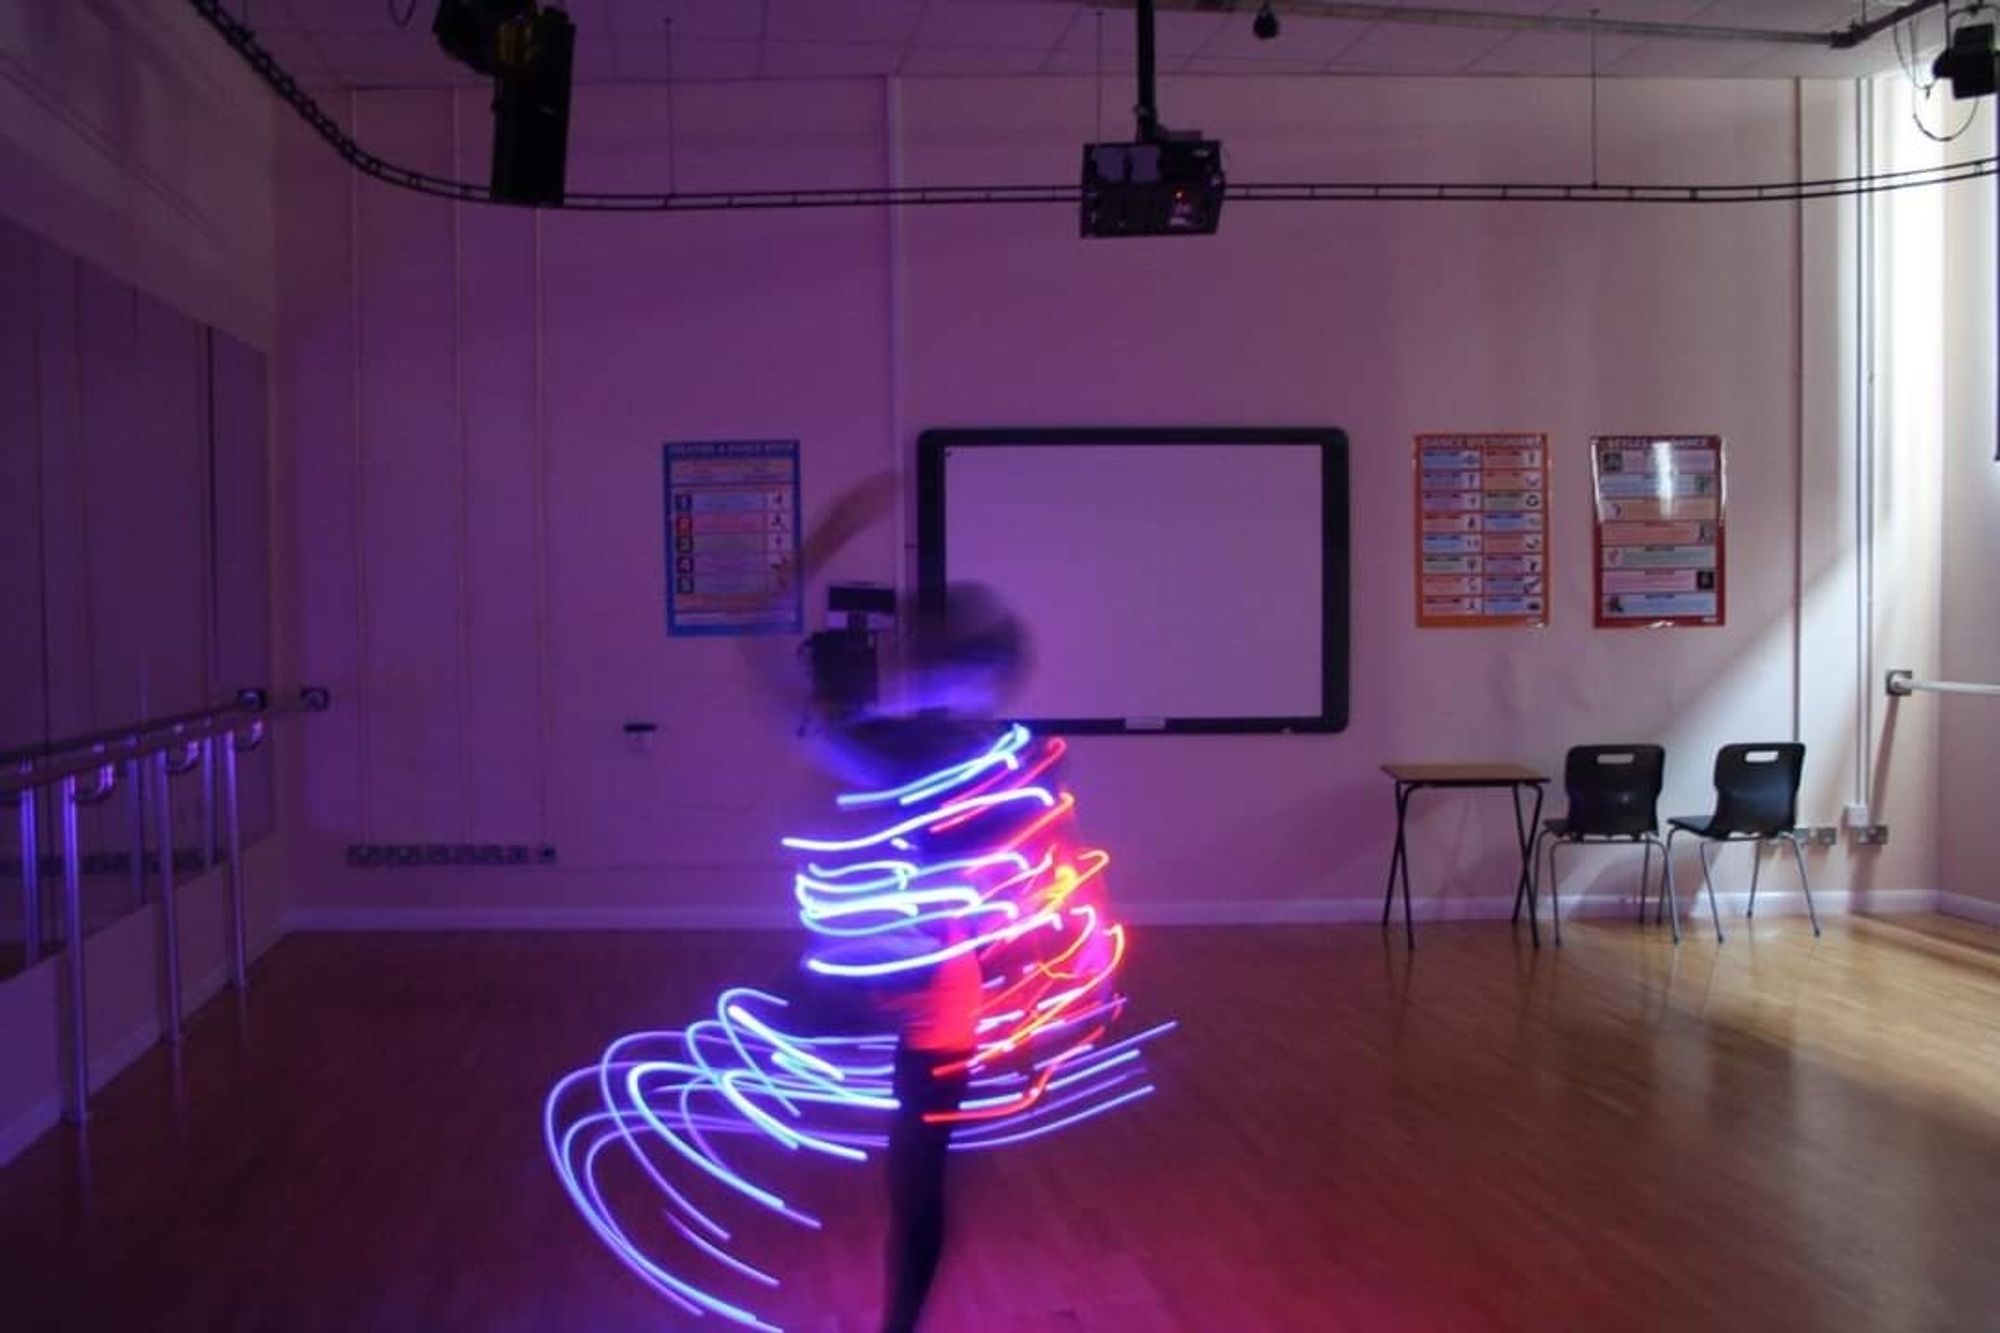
1591,436,1726,628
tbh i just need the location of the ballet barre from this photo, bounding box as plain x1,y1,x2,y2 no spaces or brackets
1,687,329,1124
1884,671,2000,699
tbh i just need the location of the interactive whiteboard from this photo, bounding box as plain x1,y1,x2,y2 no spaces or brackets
917,428,1348,734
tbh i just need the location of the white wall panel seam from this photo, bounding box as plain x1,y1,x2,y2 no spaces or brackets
452,90,473,843
350,87,371,841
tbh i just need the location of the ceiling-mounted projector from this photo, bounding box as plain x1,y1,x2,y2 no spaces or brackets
1081,0,1226,238
1081,138,1225,237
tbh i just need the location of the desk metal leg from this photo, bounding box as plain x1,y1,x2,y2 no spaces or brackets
1382,782,1416,948
1510,782,1542,948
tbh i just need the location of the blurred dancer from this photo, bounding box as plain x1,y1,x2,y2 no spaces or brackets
757,474,1031,1332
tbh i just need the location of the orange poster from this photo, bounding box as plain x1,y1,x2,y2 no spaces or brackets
1414,434,1549,628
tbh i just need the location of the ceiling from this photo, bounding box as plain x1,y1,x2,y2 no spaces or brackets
239,1,1943,89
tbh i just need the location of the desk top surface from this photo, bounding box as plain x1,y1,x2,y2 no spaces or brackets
1382,762,1549,784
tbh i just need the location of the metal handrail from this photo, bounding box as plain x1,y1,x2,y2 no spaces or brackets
0,700,247,769
1885,670,2000,699
0,688,327,794
5,686,329,1125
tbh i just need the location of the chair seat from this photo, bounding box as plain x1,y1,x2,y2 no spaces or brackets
1669,816,1780,840
1544,817,1656,841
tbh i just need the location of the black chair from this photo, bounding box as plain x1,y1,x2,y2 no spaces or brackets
1533,745,1676,946
1666,742,1816,943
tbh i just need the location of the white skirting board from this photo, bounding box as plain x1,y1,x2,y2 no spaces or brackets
1938,892,2000,928
0,1019,162,1169
0,924,286,1170
284,905,801,932
282,889,1945,933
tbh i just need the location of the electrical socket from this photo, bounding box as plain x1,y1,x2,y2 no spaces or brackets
1794,826,1838,847
344,842,555,867
1851,824,1890,847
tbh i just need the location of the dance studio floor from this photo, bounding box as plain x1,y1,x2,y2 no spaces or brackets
4,914,1998,1331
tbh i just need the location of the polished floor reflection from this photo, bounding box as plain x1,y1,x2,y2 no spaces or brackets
3,914,1997,1331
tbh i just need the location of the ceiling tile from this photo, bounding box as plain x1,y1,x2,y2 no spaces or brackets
1052,8,1230,58
571,34,619,82
253,24,333,81
912,1,1079,53
898,44,1066,77
1602,35,1785,77
1036,48,1127,76
607,0,765,41
271,0,430,34
1193,12,1372,64
763,0,927,45
241,1,304,32
614,34,762,80
759,39,906,78
1464,29,1650,77
1329,22,1518,75
312,30,476,86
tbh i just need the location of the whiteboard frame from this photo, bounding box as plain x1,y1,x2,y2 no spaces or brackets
916,427,1350,735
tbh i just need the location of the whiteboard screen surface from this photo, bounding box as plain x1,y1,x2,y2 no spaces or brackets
919,430,1348,733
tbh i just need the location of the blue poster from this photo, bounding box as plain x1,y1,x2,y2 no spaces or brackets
663,441,802,636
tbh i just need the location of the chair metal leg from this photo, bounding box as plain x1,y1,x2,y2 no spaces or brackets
1638,841,1653,924
1696,839,1726,942
1548,840,1564,947
1650,835,1680,945
1658,829,1674,926
1786,833,1821,938
1747,840,1763,918
1528,828,1551,934
1662,828,1678,927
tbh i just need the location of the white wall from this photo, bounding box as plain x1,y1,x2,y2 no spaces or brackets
277,71,1946,929
1936,113,2000,919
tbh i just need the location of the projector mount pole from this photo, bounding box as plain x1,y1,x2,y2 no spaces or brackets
1135,0,1161,142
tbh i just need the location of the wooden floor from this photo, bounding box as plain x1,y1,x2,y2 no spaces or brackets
4,914,2000,1332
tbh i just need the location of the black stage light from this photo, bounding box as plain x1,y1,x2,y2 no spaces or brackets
435,2,574,205
432,0,532,75
1932,21,1998,100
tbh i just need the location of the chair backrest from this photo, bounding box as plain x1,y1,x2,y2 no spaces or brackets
1708,743,1805,837
1562,744,1665,837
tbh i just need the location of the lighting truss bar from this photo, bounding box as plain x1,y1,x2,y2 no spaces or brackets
1831,0,1954,49
190,0,1994,213
1118,0,1948,48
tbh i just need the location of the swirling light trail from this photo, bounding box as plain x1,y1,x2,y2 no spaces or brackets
544,725,1167,1329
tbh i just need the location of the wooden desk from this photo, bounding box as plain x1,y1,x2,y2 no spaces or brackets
1381,762,1549,948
